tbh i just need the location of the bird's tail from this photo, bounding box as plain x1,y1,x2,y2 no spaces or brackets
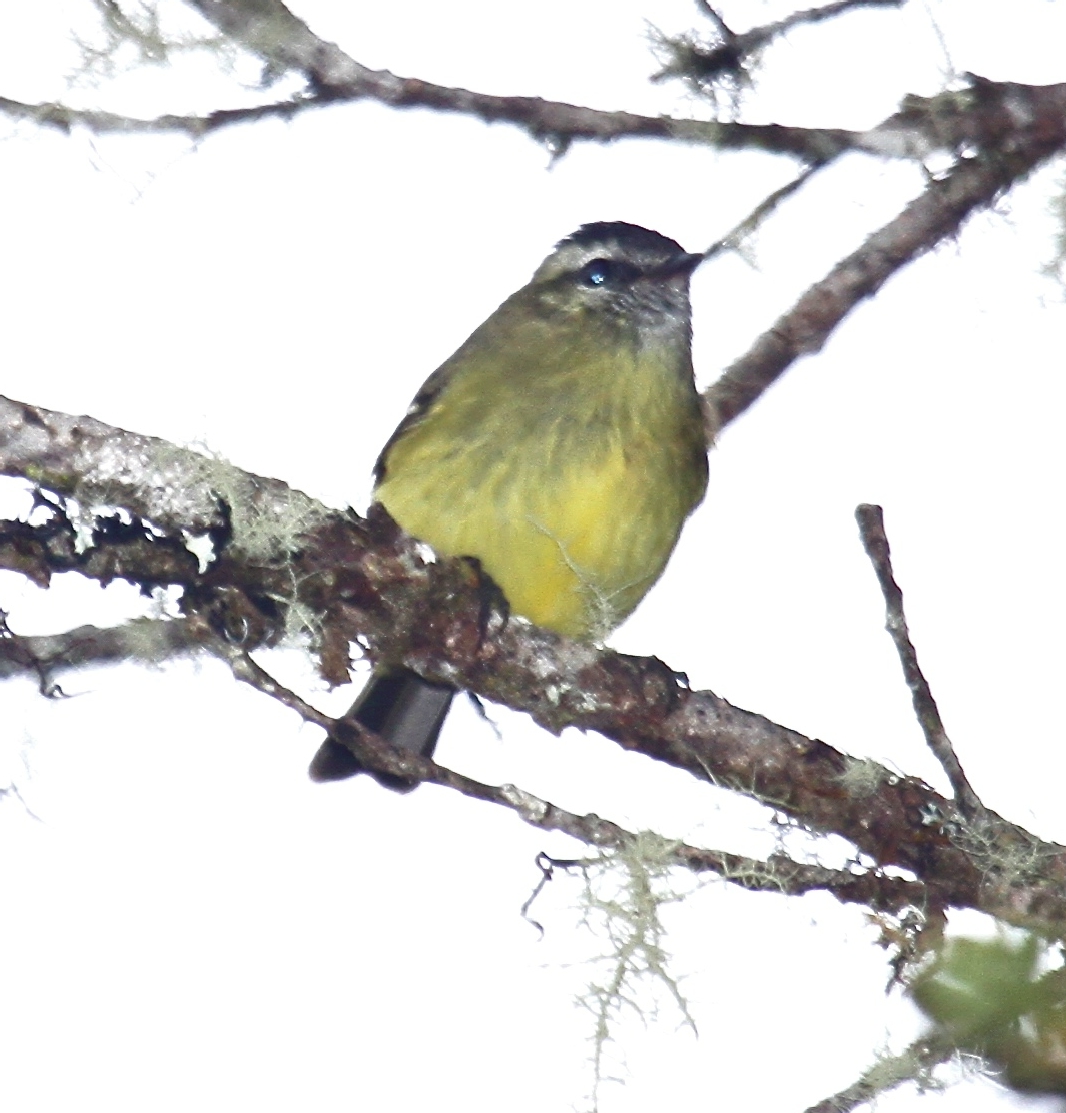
308,668,454,791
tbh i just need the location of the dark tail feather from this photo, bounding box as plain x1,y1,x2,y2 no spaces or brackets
308,668,455,791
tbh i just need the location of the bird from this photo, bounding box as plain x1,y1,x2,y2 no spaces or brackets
309,221,709,789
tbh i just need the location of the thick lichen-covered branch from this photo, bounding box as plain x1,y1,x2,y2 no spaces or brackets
1,397,1065,935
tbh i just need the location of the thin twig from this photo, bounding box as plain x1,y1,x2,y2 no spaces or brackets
202,624,922,911
740,0,906,52
658,0,902,100
195,622,331,727
0,90,858,162
701,161,825,262
855,504,983,817
695,2,736,41
690,0,904,69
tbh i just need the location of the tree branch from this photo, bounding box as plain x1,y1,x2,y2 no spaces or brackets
705,78,1066,425
0,394,328,560
197,615,925,911
803,1034,962,1113
2,11,1066,944
855,504,982,817
0,0,907,166
702,162,825,262
721,0,907,49
657,0,905,95
1,398,1064,931
0,615,203,686
0,92,318,138
0,92,858,162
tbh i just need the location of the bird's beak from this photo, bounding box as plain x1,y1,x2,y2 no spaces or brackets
653,251,705,280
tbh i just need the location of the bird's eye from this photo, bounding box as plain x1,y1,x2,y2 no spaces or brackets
580,258,626,287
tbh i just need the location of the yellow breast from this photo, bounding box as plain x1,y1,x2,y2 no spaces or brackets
374,309,708,640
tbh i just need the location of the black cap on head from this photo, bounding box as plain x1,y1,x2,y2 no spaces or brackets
559,221,687,259
533,222,701,289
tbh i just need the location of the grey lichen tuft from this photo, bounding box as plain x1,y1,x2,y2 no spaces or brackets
836,756,899,799
576,831,698,1111
147,443,331,564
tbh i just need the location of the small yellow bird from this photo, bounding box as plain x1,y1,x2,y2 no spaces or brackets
310,222,708,788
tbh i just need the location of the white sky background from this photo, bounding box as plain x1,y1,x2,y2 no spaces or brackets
0,1,1064,1110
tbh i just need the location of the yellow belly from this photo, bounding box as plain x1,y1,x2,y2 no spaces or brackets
373,307,707,641
376,401,705,640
